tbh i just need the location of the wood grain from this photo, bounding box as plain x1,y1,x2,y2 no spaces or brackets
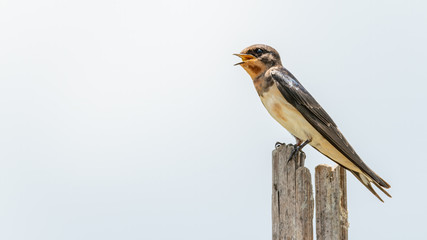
315,164,348,240
272,144,313,240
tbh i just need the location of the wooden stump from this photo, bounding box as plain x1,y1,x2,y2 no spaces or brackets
272,143,348,240
272,144,314,240
315,165,348,240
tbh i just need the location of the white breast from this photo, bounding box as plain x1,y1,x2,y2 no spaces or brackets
260,84,314,141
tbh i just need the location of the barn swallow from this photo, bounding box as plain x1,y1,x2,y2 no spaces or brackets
235,44,391,202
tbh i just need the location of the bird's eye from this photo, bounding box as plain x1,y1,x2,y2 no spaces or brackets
255,48,263,55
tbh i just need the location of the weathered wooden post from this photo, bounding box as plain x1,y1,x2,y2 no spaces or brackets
315,165,348,240
272,144,314,240
272,143,348,240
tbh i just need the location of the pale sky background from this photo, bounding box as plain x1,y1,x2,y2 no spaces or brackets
1,0,426,239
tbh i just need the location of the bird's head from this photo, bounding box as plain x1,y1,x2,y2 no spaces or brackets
234,44,282,79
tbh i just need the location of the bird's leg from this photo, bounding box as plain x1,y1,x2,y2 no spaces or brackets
295,137,303,146
288,139,311,162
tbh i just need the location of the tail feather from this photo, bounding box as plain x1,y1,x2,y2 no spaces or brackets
351,171,391,202
371,179,392,198
374,173,391,189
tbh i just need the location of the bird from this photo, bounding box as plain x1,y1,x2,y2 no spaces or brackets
234,44,391,202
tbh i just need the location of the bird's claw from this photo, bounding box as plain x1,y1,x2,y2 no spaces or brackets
287,139,310,162
275,142,284,149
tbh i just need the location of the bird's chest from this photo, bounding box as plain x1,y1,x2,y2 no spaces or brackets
259,85,313,140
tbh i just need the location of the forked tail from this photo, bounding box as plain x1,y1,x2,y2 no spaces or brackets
350,171,391,202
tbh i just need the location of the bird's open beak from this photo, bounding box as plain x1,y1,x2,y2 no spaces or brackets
233,53,255,66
